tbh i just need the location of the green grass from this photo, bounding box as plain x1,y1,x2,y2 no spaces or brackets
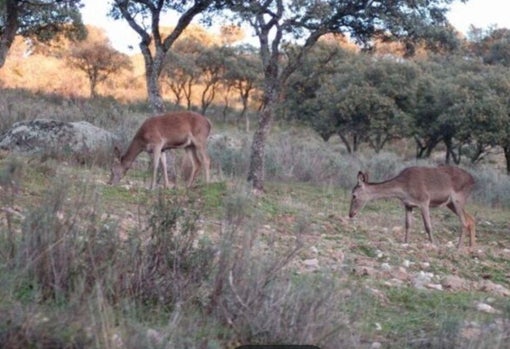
373,288,505,347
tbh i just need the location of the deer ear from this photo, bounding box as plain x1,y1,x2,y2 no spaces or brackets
357,171,368,184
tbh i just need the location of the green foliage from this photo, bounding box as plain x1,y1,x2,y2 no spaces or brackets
15,0,86,42
413,56,510,164
0,0,85,68
286,51,418,153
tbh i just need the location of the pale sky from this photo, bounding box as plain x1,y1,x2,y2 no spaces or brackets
81,0,510,54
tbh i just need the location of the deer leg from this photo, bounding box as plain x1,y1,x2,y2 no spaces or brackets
151,145,163,190
446,202,472,248
197,145,210,183
191,148,203,184
159,151,172,188
404,205,413,243
420,205,434,243
464,210,476,247
184,148,198,187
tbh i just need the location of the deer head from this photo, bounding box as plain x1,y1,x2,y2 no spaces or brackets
108,146,126,185
349,171,369,218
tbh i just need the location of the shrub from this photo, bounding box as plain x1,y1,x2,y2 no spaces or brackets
125,192,215,309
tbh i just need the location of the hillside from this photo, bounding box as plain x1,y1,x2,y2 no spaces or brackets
1,106,509,348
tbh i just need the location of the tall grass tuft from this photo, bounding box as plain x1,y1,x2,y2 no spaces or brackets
125,192,215,310
14,178,119,302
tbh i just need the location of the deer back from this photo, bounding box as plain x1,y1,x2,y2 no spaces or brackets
397,166,474,202
136,111,211,149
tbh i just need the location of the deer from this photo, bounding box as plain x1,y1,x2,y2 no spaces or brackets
349,165,476,249
108,111,211,189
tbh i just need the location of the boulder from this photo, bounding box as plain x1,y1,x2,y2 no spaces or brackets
0,119,118,162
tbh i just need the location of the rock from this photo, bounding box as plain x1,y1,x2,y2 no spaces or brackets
475,302,501,314
425,283,443,291
402,259,413,268
441,275,468,291
420,262,430,269
381,262,391,271
478,280,510,297
412,271,435,289
303,258,320,269
0,119,118,162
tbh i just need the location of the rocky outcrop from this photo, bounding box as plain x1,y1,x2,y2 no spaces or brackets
0,119,118,163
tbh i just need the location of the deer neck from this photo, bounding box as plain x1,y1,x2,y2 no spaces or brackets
120,139,143,169
366,178,406,201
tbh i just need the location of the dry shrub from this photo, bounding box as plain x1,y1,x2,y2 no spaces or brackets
125,192,215,309
202,189,363,348
15,178,120,302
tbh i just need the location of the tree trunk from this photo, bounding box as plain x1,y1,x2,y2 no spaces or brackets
144,49,166,114
0,0,19,69
247,102,274,193
247,66,280,192
337,132,353,154
504,145,510,175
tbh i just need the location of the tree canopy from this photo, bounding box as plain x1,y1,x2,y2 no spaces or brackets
0,0,85,68
66,27,132,98
226,0,465,192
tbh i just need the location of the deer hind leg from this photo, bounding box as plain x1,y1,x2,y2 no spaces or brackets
184,148,198,187
420,204,435,243
199,146,210,183
194,143,210,183
159,151,174,189
446,201,471,248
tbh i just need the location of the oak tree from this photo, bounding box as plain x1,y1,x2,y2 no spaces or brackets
67,27,132,97
109,0,221,113
0,0,85,68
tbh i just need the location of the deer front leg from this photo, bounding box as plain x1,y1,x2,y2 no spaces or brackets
151,145,163,190
404,205,413,243
464,210,476,247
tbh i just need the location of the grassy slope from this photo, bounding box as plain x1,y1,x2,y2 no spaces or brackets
1,149,509,348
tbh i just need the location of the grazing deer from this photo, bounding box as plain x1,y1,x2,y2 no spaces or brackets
109,111,211,189
349,166,476,248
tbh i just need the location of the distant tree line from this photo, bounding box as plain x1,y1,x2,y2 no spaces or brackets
283,27,510,173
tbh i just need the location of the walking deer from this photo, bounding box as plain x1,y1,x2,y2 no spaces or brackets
108,111,211,189
349,166,476,248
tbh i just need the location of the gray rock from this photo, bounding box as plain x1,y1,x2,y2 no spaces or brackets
0,119,118,162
